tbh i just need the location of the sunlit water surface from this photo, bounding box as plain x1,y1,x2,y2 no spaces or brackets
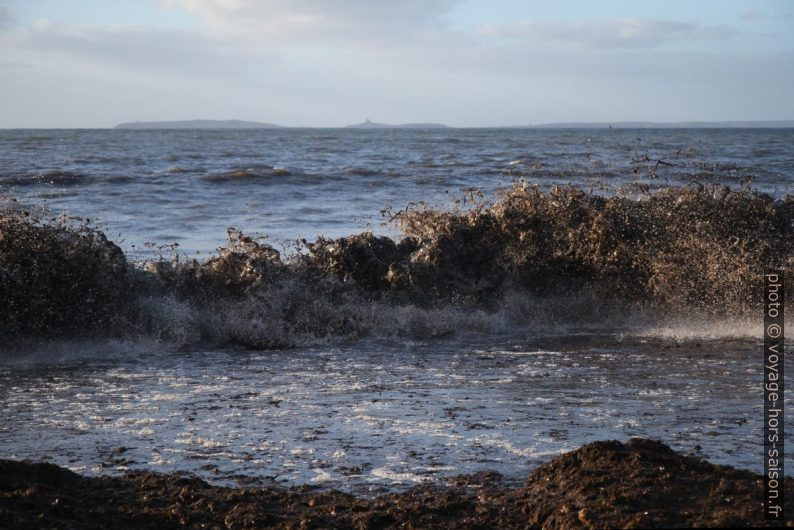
1,334,787,494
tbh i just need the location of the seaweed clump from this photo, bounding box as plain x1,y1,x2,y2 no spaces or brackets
387,185,793,312
0,211,130,337
142,228,284,299
303,232,415,292
1,185,792,343
0,438,789,528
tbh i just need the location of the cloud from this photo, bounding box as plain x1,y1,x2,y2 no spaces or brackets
163,0,461,44
3,2,788,127
1,0,464,80
1,21,268,76
739,10,762,22
478,18,737,50
0,4,13,30
0,0,471,83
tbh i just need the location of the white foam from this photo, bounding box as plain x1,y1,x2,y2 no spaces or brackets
175,435,227,448
633,316,789,340
0,336,782,494
311,470,333,483
370,467,428,483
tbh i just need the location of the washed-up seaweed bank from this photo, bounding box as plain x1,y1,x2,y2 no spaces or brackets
1,184,791,348
1,438,790,529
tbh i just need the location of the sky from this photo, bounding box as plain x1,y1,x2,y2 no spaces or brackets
0,0,792,127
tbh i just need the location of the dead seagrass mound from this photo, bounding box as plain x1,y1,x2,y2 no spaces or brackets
2,185,792,344
519,437,791,528
0,212,129,337
1,438,790,529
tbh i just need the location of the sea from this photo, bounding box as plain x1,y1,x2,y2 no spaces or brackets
0,127,792,494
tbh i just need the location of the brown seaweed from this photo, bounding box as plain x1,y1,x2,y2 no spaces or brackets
1,185,791,344
0,438,788,528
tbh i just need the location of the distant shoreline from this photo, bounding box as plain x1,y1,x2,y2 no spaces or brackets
525,120,794,129
5,119,794,130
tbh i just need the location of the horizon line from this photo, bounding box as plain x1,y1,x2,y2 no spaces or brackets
4,118,794,130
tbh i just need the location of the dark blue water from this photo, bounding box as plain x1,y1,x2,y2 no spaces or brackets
1,128,792,256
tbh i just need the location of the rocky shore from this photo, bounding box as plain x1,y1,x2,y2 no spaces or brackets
1,438,789,529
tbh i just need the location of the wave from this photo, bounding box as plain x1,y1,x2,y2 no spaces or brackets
201,166,322,184
0,337,165,367
630,318,766,341
1,170,93,187
345,167,384,177
1,185,791,349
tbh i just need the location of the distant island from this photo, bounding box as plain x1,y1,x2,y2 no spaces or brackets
345,119,449,129
114,119,284,130
111,119,794,130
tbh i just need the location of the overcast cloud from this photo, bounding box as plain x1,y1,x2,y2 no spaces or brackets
0,0,791,127
478,19,737,50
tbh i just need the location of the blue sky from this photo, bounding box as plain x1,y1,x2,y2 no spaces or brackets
0,0,792,127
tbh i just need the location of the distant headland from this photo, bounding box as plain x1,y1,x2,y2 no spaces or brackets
344,119,449,129
113,118,449,130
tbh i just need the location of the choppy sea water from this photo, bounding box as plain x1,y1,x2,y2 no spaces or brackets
1,333,791,495
1,128,792,490
1,128,792,256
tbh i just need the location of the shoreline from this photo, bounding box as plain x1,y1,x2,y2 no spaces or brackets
1,438,789,528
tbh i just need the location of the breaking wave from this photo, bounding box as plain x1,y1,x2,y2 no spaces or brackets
1,170,93,187
1,185,791,350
